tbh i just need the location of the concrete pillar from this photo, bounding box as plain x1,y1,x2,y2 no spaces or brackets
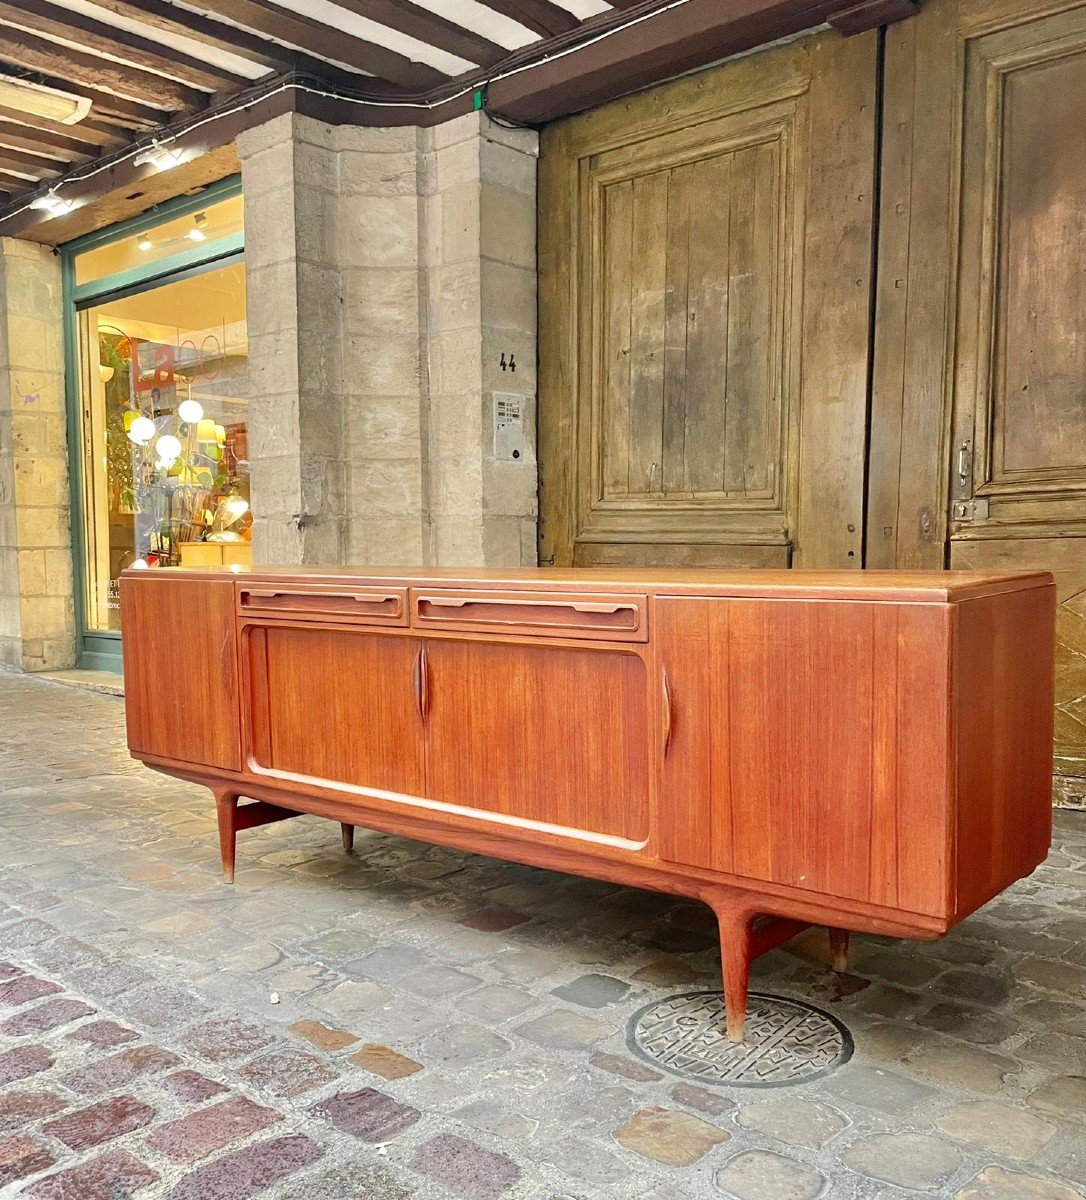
240,110,538,570
0,237,75,671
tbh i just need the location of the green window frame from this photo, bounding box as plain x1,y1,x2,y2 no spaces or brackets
62,176,244,671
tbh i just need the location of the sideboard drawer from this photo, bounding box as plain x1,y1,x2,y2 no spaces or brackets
412,590,647,641
238,583,408,625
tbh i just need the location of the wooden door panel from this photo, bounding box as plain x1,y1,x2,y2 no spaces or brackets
120,577,241,772
247,625,424,796
425,640,649,842
873,0,1086,797
540,29,877,570
656,597,951,914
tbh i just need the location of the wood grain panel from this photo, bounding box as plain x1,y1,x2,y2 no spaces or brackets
120,576,241,773
954,583,1055,915
655,596,951,914
540,28,878,569
425,639,649,841
253,625,424,796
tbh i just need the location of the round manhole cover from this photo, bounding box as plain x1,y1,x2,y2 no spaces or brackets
626,991,853,1087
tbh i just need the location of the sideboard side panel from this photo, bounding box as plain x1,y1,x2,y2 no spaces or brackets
120,576,242,772
953,584,1055,919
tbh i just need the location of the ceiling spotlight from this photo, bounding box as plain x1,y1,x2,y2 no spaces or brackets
30,189,74,217
137,234,153,251
133,139,184,172
186,212,208,242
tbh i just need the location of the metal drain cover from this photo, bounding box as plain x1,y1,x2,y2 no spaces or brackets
626,991,853,1087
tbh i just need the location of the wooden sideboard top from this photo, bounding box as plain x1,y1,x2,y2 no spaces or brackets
122,565,1053,605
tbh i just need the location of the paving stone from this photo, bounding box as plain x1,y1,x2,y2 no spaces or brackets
160,1070,229,1104
844,1132,963,1191
165,1134,324,1200
613,1106,729,1167
356,945,482,998
274,1160,414,1200
422,1022,511,1067
455,1099,538,1141
669,1083,736,1118
937,969,1013,1005
43,1095,154,1150
64,1019,140,1049
184,1017,276,1062
0,962,24,982
830,1065,937,1113
0,1134,55,1186
713,1149,824,1200
589,1051,663,1082
0,1045,53,1085
937,1100,1056,1160
0,1090,64,1132
288,1018,360,1051
350,1043,424,1080
459,907,531,932
0,975,63,1006
1027,1075,1086,1121
859,951,946,988
0,997,95,1036
857,1021,927,1063
915,1001,1019,1045
458,983,536,1022
147,1095,282,1163
411,1133,521,1199
239,1048,337,1098
518,1009,609,1051
313,1087,421,1142
737,1096,848,1148
551,973,631,1008
549,1137,632,1187
1019,1032,1086,1072
954,1166,1086,1200
630,958,702,986
60,1043,181,1093
906,1042,1019,1093
1015,959,1086,997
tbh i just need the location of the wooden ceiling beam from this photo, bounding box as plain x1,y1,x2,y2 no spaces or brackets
0,154,59,181
0,68,169,127
0,141,66,170
473,0,579,38
192,0,445,89
0,0,245,94
0,120,89,162
0,106,122,150
330,0,507,67
0,27,208,112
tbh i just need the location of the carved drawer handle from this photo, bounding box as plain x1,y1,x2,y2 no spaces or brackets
412,645,430,721
245,589,399,605
661,667,673,758
421,597,634,615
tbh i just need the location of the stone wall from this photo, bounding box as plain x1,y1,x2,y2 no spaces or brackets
238,111,538,569
0,238,74,671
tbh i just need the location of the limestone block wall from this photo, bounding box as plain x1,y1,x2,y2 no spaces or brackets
239,111,538,569
0,238,75,671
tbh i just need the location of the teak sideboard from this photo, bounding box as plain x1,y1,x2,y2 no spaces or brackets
120,566,1055,1040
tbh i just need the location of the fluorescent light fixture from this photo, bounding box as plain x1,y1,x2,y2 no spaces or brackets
0,76,90,124
30,189,74,217
133,139,185,172
186,211,208,242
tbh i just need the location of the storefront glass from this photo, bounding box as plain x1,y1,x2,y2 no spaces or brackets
69,188,249,640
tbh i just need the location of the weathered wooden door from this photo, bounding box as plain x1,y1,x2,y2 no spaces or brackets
869,0,1086,802
539,29,879,569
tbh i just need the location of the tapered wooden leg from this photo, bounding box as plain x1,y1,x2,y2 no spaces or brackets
715,905,754,1044
341,823,355,853
828,927,851,973
213,789,238,885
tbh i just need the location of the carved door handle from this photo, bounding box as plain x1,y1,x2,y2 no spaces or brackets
661,666,673,757
412,645,430,721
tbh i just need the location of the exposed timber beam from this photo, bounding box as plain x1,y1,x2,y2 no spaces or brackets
0,0,245,94
0,121,87,162
0,142,66,171
474,0,578,38
0,26,208,111
0,68,172,126
0,106,122,150
330,0,507,67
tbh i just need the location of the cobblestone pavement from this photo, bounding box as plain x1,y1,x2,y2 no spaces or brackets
1,670,1085,1200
